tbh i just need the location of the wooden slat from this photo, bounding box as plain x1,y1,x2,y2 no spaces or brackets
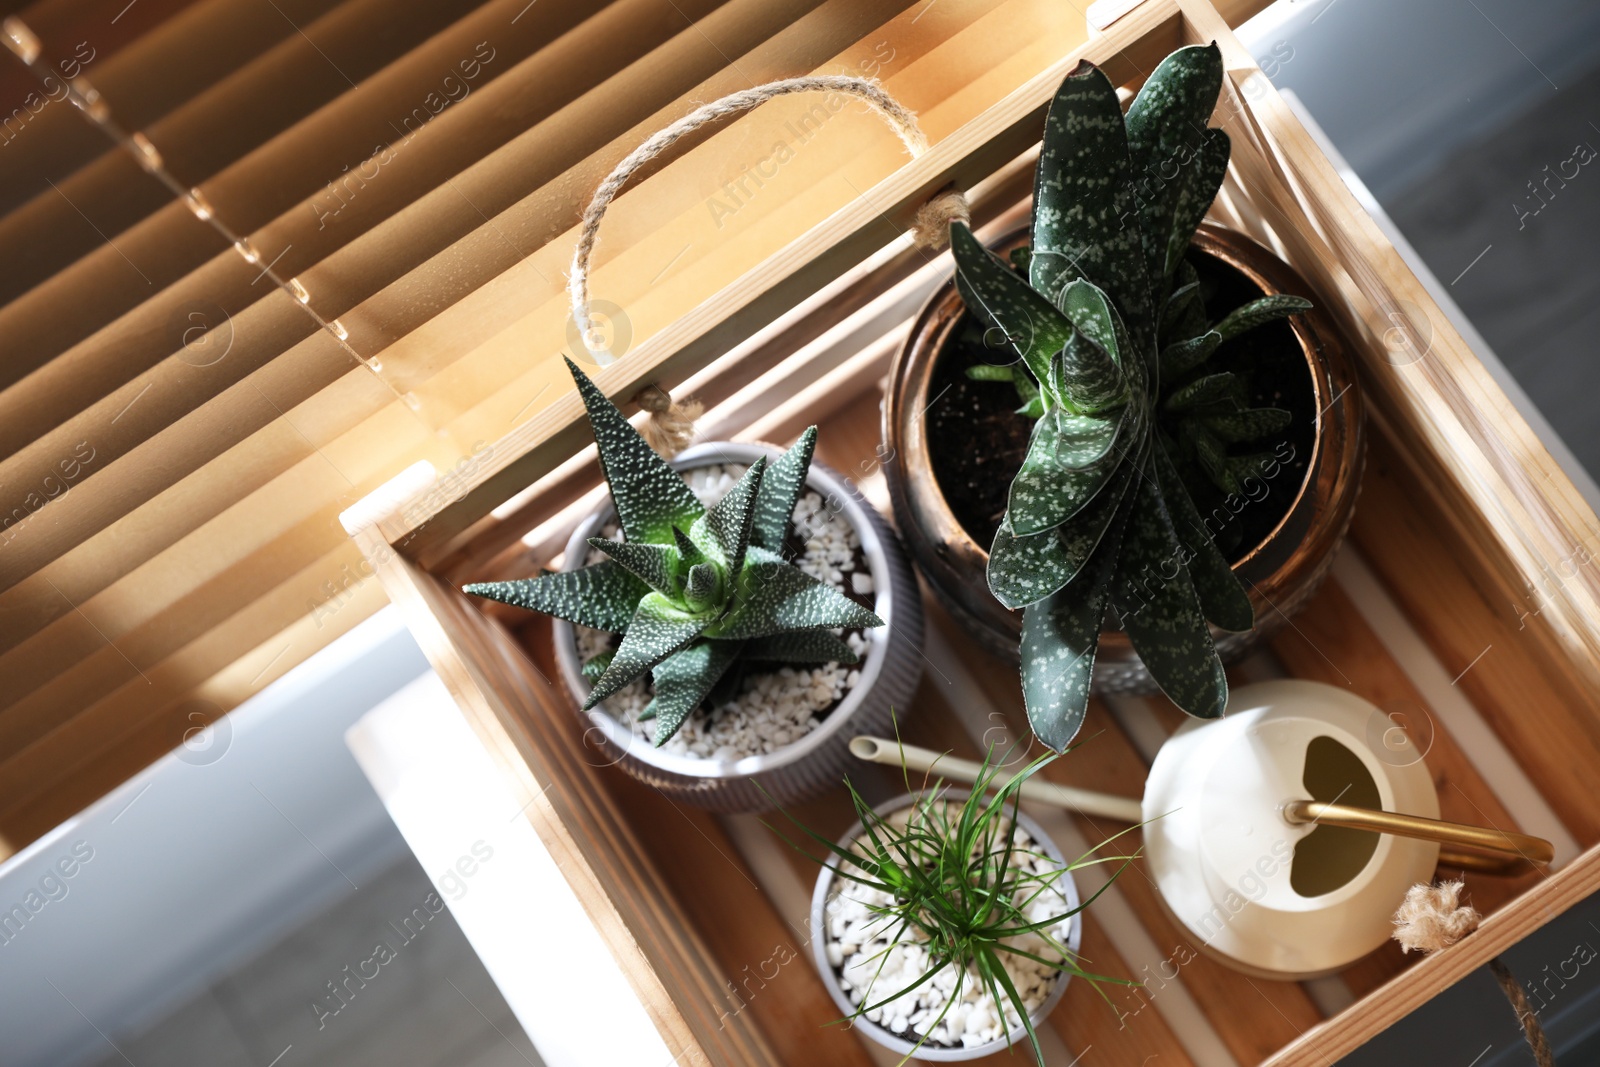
1352,433,1600,845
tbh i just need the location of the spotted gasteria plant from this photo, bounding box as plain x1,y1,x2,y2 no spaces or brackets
948,44,1310,750
465,359,884,746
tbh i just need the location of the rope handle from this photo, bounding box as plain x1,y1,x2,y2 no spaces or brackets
568,75,969,363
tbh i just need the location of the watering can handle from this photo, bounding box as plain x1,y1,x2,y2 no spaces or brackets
1284,800,1554,873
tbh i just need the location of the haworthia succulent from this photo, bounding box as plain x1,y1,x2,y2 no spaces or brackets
644,638,744,745
467,360,886,745
1151,441,1253,633
585,593,709,707
749,427,816,552
465,562,647,634
697,456,764,576
1032,61,1153,358
1111,473,1228,718
1212,294,1313,341
587,537,680,599
744,630,860,665
1164,372,1238,412
705,559,883,640
566,359,704,544
951,223,1076,394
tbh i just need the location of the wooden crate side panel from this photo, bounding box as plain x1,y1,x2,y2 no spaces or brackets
353,525,775,1067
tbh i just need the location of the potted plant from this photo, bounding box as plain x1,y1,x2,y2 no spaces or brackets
466,359,924,810
776,744,1130,1063
884,44,1363,749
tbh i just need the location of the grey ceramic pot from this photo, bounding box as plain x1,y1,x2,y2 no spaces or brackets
809,789,1082,1060
552,441,924,812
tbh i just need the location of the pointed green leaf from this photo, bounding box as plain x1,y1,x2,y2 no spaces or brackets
743,630,860,665
1152,441,1252,633
581,650,614,682
1031,61,1153,358
465,562,646,633
1164,128,1231,279
587,537,680,598
1125,43,1224,297
1111,472,1228,718
1203,407,1292,442
1159,330,1221,380
566,358,704,544
671,525,705,568
704,562,882,640
696,456,764,576
645,638,744,745
585,593,708,706
684,561,721,611
1164,372,1238,412
1184,420,1238,495
951,223,1075,393
1162,259,1206,342
1019,512,1125,752
749,428,817,552
1006,407,1127,535
1213,295,1312,341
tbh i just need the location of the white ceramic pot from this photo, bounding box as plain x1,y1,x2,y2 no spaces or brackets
552,441,924,812
809,790,1081,1060
1142,679,1441,978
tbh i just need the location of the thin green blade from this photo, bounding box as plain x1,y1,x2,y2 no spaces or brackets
950,222,1075,394
699,456,765,576
1165,128,1231,279
1213,295,1313,341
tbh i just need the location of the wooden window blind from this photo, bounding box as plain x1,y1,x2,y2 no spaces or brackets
0,0,1268,858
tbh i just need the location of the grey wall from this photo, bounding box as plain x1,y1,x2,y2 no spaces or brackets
0,611,429,1067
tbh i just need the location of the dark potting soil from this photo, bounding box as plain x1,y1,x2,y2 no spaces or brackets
926,248,1314,562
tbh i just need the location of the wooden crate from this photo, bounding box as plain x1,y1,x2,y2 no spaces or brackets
352,0,1600,1062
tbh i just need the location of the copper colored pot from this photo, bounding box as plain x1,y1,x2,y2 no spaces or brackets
883,224,1365,690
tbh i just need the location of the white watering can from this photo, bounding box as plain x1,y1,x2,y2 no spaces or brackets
851,679,1551,978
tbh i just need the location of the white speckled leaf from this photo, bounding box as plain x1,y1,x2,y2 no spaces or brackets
566,358,704,544
684,561,721,609
1050,326,1127,415
951,223,1075,394
1203,407,1292,443
1125,44,1224,301
587,537,681,598
584,593,709,707
1151,440,1253,633
704,561,882,640
1111,471,1228,718
671,525,706,568
1006,407,1124,535
1165,128,1231,279
464,562,646,634
1164,372,1237,412
1159,330,1221,381
1032,62,1153,358
645,638,744,745
1019,512,1125,752
1212,295,1313,341
989,435,1137,609
1162,260,1206,343
743,630,860,665
750,428,817,552
698,455,765,576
